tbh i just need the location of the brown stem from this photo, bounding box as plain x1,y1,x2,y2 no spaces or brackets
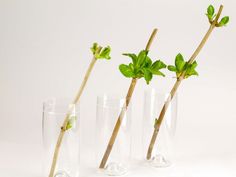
145,28,158,51
48,48,101,177
99,28,158,169
146,5,224,160
99,78,137,168
146,79,181,160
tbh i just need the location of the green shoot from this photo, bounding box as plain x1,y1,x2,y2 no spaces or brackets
146,4,229,160
48,42,111,177
120,50,166,84
167,53,198,79
206,4,229,27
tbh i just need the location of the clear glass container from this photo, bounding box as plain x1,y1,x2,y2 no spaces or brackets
95,95,132,176
42,98,80,177
142,89,177,167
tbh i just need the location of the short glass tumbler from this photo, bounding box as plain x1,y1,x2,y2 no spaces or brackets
142,89,177,167
42,98,80,177
95,95,132,176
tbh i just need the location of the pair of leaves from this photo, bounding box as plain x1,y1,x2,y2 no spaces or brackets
167,53,198,79
90,43,111,60
120,50,166,84
206,5,229,26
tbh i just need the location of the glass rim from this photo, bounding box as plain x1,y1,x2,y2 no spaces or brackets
43,97,79,113
97,94,128,108
144,88,178,97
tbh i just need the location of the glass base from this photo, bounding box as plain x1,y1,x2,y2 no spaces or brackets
54,171,70,177
103,162,128,176
148,154,171,168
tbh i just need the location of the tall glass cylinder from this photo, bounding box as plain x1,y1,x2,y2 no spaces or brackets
142,89,177,167
42,98,80,177
95,95,132,176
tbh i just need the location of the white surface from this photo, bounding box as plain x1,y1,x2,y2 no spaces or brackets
0,0,236,176
0,142,235,177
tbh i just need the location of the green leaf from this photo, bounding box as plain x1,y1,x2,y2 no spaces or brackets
207,5,215,19
137,50,148,67
218,16,229,26
175,53,186,72
167,65,177,72
119,64,135,78
152,60,166,70
135,71,144,78
191,61,198,69
185,61,199,78
185,70,199,78
145,56,152,67
90,43,99,55
190,70,199,76
96,46,111,60
123,53,138,66
143,68,153,84
186,68,199,76
129,63,134,71
149,68,165,77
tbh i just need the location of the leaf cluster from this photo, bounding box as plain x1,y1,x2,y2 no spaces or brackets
167,53,198,79
119,50,166,84
91,43,111,60
206,5,229,26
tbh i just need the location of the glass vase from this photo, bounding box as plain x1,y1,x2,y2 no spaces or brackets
142,89,177,167
95,95,132,176
42,98,80,177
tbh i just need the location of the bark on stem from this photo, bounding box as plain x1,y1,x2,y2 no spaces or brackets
146,5,224,160
99,78,137,168
99,28,158,169
48,48,101,177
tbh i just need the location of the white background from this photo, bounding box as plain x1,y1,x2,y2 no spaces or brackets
0,0,235,176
